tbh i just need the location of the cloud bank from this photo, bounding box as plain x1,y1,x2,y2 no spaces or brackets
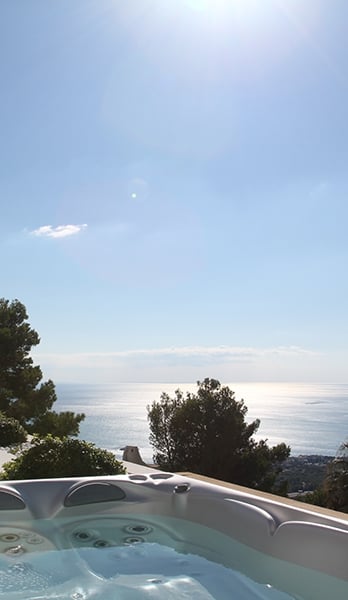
34,344,316,364
32,344,321,384
31,224,87,238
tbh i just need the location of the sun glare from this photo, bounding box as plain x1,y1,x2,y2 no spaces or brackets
185,0,233,13
178,0,277,34
186,0,215,11
184,0,253,12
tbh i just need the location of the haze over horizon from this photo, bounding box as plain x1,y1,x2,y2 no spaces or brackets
2,1,348,384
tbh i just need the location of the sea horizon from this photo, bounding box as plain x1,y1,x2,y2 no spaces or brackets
53,381,348,463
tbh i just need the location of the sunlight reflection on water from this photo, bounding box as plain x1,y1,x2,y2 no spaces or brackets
55,382,348,461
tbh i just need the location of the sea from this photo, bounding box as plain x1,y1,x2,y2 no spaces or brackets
54,382,348,464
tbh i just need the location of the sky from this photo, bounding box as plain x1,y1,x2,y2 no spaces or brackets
1,0,348,383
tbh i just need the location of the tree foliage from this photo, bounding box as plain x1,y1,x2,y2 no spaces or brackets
0,413,27,447
33,411,82,438
323,443,348,513
148,378,290,492
1,436,126,480
298,486,328,508
0,299,84,437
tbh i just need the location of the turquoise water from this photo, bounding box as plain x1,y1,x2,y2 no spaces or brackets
0,546,293,599
0,515,347,599
55,382,348,461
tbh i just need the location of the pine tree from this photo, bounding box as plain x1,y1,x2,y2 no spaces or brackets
0,298,84,438
148,378,290,492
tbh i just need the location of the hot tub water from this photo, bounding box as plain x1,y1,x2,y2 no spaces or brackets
0,514,346,600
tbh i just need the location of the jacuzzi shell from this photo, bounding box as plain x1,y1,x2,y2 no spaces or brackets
0,473,347,599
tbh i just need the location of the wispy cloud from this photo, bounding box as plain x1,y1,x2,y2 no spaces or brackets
83,345,316,360
32,345,323,383
31,224,87,238
34,345,318,367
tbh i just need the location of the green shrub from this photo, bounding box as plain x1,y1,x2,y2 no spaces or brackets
1,436,126,480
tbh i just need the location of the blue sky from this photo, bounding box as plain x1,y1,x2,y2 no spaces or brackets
1,0,348,383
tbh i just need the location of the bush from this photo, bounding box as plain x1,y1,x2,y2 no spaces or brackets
1,436,126,480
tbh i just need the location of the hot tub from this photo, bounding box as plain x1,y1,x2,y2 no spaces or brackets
0,473,347,599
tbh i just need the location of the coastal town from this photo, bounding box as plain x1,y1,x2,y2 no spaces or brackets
276,454,334,496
